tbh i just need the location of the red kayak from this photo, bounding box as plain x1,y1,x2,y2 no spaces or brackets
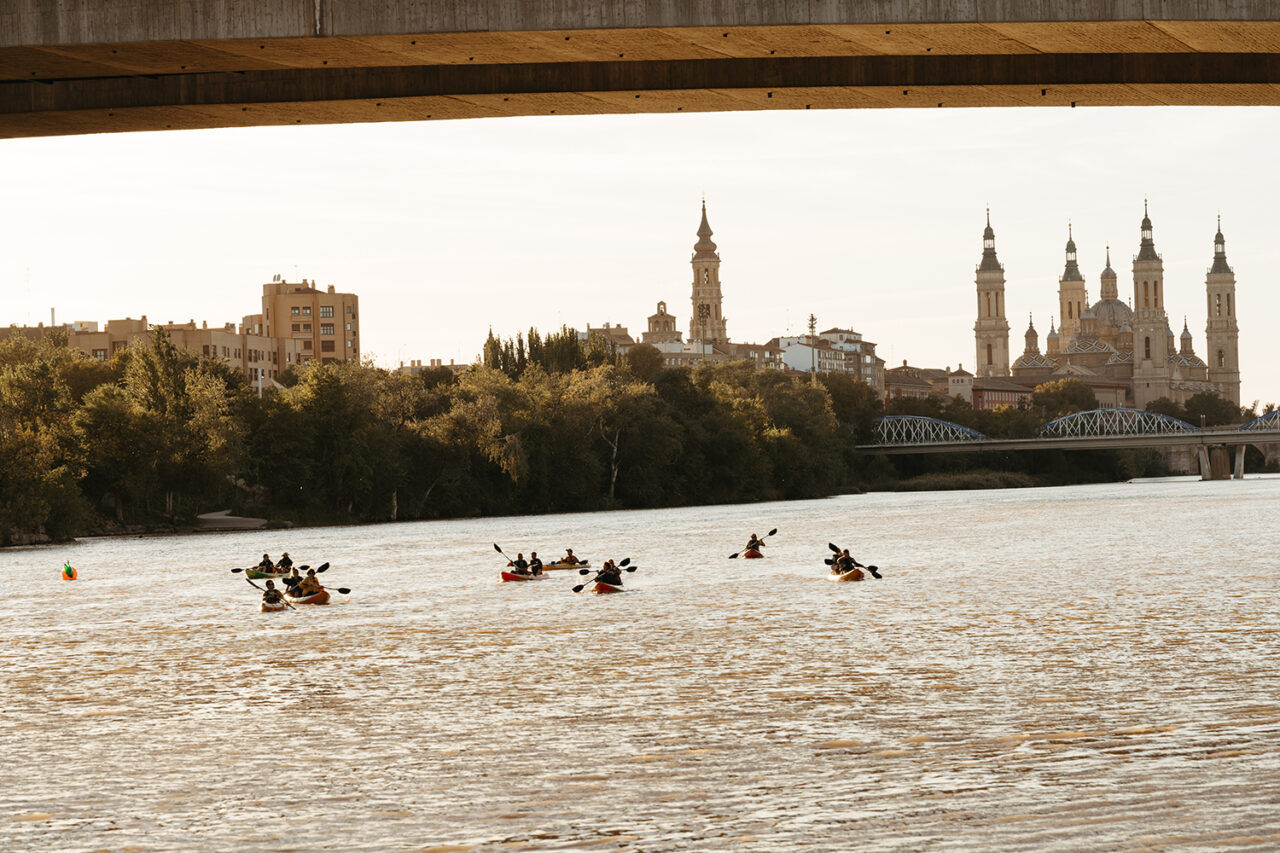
591,581,625,594
500,571,545,583
742,548,764,559
827,567,864,582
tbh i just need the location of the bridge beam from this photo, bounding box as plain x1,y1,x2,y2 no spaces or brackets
4,3,1280,137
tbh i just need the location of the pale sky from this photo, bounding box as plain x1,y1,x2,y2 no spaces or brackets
1,105,1276,407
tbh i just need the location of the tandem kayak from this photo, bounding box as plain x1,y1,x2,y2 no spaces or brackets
827,567,864,582
245,568,292,579
590,581,625,594
500,571,547,583
542,560,590,571
286,589,331,605
741,548,764,559
261,600,289,612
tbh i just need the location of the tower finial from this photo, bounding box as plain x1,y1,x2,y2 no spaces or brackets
1144,197,1148,216
986,206,990,226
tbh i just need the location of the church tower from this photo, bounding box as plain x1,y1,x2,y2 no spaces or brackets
1205,216,1241,405
1131,201,1173,407
689,200,728,345
973,210,1010,377
1057,225,1088,342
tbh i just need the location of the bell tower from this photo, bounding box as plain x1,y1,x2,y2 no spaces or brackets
1205,216,1241,405
1058,224,1088,342
689,200,728,345
1131,200,1172,407
973,209,1011,377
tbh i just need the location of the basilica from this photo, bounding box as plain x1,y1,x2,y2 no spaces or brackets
973,204,1241,408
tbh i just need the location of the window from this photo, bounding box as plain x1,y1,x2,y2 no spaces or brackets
1217,350,1225,368
292,324,300,333
321,340,335,352
345,323,353,331
1227,293,1232,315
302,324,311,334
985,294,991,316
1067,302,1073,319
986,343,993,365
202,345,210,357
346,305,354,314
320,305,333,318
1143,282,1149,307
92,348,107,361
1144,337,1151,359
290,307,300,316
320,324,334,336
301,306,312,316
303,341,312,350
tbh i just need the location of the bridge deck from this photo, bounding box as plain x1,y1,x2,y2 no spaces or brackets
858,430,1279,455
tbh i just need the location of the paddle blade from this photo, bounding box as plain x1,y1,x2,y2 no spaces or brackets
828,542,840,553
335,587,351,594
299,565,309,571
493,543,503,553
230,567,244,573
316,562,330,572
823,558,834,565
572,584,586,593
619,558,631,567
728,553,739,560
768,528,778,536
579,568,591,575
625,566,637,572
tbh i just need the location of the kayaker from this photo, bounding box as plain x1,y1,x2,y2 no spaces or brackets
832,549,860,575
293,568,324,597
284,567,302,588
561,548,581,565
277,552,294,571
528,552,544,576
746,533,764,552
596,560,623,587
509,553,530,575
257,553,275,570
262,580,286,606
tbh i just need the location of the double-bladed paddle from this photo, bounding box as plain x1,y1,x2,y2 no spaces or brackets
729,527,778,559
825,545,882,578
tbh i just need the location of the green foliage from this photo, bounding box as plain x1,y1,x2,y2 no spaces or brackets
1032,378,1098,420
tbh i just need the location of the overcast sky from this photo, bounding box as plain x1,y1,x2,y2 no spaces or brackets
1,104,1276,407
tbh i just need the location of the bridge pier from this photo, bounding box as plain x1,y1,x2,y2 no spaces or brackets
1199,446,1212,480
1235,446,1247,479
1200,446,1233,480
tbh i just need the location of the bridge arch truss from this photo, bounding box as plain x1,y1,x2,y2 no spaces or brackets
875,416,988,445
1239,411,1280,433
1040,408,1200,438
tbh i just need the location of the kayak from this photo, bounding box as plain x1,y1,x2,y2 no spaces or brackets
590,581,625,594
245,568,291,579
742,548,764,559
286,589,331,605
500,571,547,583
261,599,289,612
542,560,590,571
827,567,864,582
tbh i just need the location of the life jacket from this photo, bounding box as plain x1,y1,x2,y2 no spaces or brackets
296,577,323,595
264,589,284,603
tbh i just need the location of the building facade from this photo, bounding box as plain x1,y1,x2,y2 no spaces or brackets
259,276,360,366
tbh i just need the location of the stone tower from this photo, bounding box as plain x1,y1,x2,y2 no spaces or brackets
1057,224,1088,342
1099,246,1119,302
1205,216,1241,405
973,210,1011,377
689,200,728,345
1131,201,1173,407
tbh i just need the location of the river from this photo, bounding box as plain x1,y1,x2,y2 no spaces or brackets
3,478,1279,851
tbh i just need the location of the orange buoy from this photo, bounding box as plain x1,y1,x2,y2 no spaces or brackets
62,563,77,581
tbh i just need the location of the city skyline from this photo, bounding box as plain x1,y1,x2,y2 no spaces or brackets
2,104,1277,406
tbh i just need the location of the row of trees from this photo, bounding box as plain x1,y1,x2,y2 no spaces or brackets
0,327,1267,545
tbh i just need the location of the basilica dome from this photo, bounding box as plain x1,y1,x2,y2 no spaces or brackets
1088,297,1133,330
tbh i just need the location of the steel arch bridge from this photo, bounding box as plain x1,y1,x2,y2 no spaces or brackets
1239,411,1280,432
875,416,988,445
1040,408,1200,439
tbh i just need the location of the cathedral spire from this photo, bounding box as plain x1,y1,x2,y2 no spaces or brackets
1023,314,1040,355
1137,200,1159,261
979,209,1001,271
693,199,718,259
1061,223,1083,281
1211,216,1231,274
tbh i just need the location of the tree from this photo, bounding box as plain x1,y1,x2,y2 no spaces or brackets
1183,392,1242,427
1032,379,1098,420
625,343,664,382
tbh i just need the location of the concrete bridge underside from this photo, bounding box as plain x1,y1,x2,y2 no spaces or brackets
4,3,1280,138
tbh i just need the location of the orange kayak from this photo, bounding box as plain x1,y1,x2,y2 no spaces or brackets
827,568,864,582
287,589,331,605
591,581,625,594
742,548,764,559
